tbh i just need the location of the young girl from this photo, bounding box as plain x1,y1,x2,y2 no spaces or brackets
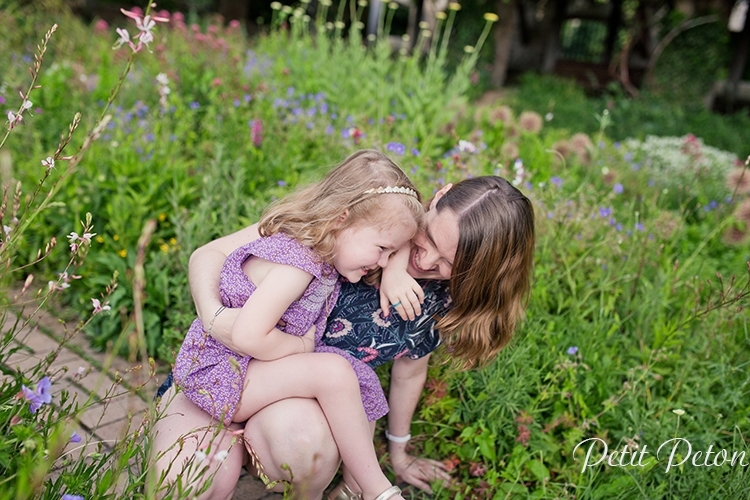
172,150,423,500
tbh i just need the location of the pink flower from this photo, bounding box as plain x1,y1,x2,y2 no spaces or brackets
250,119,262,147
94,19,109,33
41,157,55,170
119,8,168,50
91,298,111,314
113,27,137,52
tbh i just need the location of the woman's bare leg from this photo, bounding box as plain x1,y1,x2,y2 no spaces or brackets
234,353,400,500
149,387,246,500
244,398,341,499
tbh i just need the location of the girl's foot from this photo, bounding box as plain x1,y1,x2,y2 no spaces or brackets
372,485,403,500
328,481,362,500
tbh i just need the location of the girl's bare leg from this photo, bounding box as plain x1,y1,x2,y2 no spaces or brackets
150,387,246,500
234,353,402,500
244,397,341,499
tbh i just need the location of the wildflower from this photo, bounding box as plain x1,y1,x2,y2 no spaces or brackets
194,450,207,463
386,142,406,155
599,207,612,218
250,119,262,147
189,102,200,110
613,183,624,194
70,432,82,443
113,27,136,51
120,8,168,48
118,249,127,258
458,140,478,154
545,112,554,121
7,111,22,129
41,157,55,170
483,12,499,22
491,105,513,125
91,298,111,314
62,495,84,500
21,376,52,413
566,346,578,355
501,142,519,159
672,409,685,416
214,449,229,462
635,222,645,231
550,176,563,188
411,148,420,157
727,168,750,195
469,462,486,477
518,111,543,133
448,2,461,10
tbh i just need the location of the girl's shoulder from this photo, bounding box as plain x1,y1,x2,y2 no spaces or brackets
228,232,335,281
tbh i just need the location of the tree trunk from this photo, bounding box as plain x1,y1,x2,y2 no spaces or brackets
541,0,567,74
490,0,518,87
217,0,249,24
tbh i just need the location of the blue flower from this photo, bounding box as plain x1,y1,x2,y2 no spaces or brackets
599,207,612,218
70,432,82,443
550,176,563,187
567,346,578,355
277,180,287,187
411,148,420,157
21,376,52,414
613,183,624,194
386,142,406,155
635,222,645,232
189,101,200,110
62,495,84,500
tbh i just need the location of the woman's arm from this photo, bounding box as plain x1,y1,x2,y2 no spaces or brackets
387,355,450,492
188,224,261,352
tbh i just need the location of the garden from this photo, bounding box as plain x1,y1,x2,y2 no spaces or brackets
1,0,749,498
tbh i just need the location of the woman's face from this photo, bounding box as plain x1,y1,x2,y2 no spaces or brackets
406,206,459,281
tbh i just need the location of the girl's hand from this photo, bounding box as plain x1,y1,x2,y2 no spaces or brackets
379,273,424,321
391,452,451,493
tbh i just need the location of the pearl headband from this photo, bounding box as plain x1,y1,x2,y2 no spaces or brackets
363,186,419,198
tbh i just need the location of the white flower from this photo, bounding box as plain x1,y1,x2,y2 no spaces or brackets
156,73,170,86
67,231,79,242
41,157,55,170
113,28,132,49
213,450,229,462
457,140,477,154
21,100,32,110
194,450,207,463
672,409,685,416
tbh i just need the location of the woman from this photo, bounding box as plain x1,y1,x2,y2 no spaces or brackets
150,176,535,500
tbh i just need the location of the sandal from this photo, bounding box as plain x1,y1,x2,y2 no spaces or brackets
328,481,363,500
373,486,401,500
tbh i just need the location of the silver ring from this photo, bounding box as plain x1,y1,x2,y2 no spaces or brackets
392,301,402,308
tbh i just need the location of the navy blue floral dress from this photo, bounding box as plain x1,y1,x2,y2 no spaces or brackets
323,279,451,368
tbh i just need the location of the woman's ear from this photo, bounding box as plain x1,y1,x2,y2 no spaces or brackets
429,183,454,211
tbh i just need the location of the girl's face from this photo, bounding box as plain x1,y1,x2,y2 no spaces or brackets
332,205,417,283
407,207,459,280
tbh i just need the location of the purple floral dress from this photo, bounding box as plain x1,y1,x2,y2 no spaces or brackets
173,233,388,424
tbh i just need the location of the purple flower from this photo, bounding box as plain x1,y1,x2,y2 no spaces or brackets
0,95,5,105
616,223,623,232
325,125,334,135
635,222,645,232
70,432,82,443
599,207,612,218
277,180,287,187
613,142,621,149
567,346,578,355
62,495,84,500
250,119,262,147
233,99,241,107
386,142,406,155
21,376,52,413
550,176,563,187
613,183,624,194
189,101,200,110
411,148,420,157
243,94,252,103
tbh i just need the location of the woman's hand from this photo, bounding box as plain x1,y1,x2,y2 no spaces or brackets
391,451,451,493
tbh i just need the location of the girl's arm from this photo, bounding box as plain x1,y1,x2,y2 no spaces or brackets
387,355,451,492
231,261,315,360
379,245,424,320
188,224,261,353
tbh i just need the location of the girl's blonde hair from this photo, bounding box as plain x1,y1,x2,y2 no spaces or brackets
435,176,535,369
258,150,423,263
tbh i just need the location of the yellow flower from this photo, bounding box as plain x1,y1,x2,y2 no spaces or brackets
160,243,169,253
169,237,177,245
113,234,120,241
436,11,447,20
483,12,499,22
158,213,167,222
448,2,461,11
95,236,104,243
118,249,127,258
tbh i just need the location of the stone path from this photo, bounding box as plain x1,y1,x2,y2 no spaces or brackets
4,306,281,499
